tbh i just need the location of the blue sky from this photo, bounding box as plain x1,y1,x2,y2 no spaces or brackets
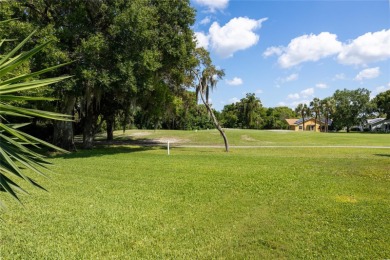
190,0,390,111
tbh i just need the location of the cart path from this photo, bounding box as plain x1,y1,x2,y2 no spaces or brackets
172,145,390,149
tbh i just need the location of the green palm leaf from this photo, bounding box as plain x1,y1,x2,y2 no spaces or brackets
1,25,72,206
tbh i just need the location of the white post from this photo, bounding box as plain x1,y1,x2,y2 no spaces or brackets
167,141,170,155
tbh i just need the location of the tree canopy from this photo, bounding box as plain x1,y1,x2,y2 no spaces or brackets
0,0,197,148
373,90,390,119
332,88,371,132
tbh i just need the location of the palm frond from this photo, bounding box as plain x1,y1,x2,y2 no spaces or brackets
0,28,72,206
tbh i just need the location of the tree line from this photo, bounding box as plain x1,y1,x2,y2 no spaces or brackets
102,86,390,133
217,89,389,132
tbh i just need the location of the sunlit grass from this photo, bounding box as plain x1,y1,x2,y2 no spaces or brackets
1,131,389,258
103,129,390,147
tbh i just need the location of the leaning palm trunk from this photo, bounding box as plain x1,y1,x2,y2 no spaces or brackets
199,89,229,152
194,72,229,152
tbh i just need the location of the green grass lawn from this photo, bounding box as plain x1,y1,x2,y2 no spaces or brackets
103,129,390,147
1,130,389,258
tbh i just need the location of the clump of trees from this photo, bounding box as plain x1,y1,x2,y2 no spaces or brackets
292,88,388,132
219,93,296,129
372,90,390,119
331,88,371,132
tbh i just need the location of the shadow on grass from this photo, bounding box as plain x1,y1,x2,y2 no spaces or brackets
78,136,170,146
374,154,390,158
53,145,165,159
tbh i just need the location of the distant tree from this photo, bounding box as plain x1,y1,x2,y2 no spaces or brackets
310,97,321,131
220,103,240,128
265,106,296,129
373,90,390,119
332,88,370,132
295,103,309,131
320,97,335,132
241,93,263,129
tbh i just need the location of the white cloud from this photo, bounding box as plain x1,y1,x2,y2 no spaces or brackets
200,17,211,25
285,73,299,82
255,89,263,94
283,88,315,108
226,77,243,86
265,32,342,68
355,67,380,81
279,99,311,109
263,46,284,57
292,100,310,107
194,32,210,49
193,0,229,12
287,93,300,100
276,73,299,85
338,29,390,65
265,29,390,68
316,83,328,89
209,17,267,58
300,88,315,98
333,73,346,80
228,97,240,103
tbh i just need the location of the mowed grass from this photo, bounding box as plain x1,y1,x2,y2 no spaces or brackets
107,128,390,147
1,130,389,259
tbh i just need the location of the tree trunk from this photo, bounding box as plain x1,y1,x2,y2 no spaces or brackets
199,92,229,152
53,95,76,151
83,112,98,149
319,112,322,132
106,115,114,141
325,113,329,132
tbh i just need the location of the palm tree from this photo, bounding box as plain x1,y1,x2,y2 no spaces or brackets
310,97,321,132
295,103,309,131
193,48,229,152
196,66,224,106
1,27,71,205
321,97,335,132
